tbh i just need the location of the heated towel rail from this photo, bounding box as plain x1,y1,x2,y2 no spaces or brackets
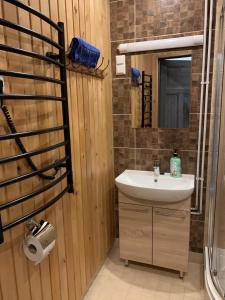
0,0,74,244
141,71,152,128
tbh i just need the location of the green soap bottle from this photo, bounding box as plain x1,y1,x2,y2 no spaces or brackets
170,150,182,177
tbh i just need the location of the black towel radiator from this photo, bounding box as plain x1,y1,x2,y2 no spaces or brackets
141,71,153,128
0,0,74,244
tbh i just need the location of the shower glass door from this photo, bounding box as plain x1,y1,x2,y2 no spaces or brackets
208,3,225,297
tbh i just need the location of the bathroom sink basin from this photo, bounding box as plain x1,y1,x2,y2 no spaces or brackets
115,170,195,203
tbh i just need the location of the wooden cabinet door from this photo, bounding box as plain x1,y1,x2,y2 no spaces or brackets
153,208,190,272
119,203,153,264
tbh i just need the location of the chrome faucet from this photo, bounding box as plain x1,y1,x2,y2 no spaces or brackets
153,160,160,182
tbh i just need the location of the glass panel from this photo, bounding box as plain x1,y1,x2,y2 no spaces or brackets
158,56,192,128
207,6,225,297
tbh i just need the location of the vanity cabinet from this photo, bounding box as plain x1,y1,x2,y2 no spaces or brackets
153,207,190,272
119,203,153,264
119,193,191,274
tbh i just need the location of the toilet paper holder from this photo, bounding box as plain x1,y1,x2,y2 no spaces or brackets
23,219,56,264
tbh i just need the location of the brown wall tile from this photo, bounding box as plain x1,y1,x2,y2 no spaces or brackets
190,220,205,253
110,0,135,41
114,147,135,177
113,115,135,148
113,79,131,114
135,128,159,149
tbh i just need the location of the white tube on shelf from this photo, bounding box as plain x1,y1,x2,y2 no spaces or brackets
117,35,204,54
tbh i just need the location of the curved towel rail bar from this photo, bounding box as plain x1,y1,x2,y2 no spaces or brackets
0,125,67,141
0,141,67,165
2,186,69,232
0,70,64,84
0,0,74,244
0,44,63,67
0,94,66,101
0,18,63,50
0,171,68,211
3,0,63,32
0,157,68,188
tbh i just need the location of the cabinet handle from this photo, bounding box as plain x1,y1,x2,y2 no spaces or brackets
154,209,187,219
120,207,149,213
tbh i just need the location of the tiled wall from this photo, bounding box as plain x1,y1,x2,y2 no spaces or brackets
110,0,214,252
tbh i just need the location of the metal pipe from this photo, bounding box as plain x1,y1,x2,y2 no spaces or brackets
199,0,214,215
193,0,209,212
192,0,208,214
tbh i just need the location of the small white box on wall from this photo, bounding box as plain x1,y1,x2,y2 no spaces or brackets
116,55,126,75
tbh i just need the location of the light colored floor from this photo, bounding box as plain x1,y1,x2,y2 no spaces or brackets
84,241,204,300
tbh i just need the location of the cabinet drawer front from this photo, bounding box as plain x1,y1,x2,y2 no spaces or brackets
153,208,190,272
119,203,153,264
119,192,191,211
154,208,188,219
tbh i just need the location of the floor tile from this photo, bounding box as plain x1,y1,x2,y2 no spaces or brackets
84,242,204,300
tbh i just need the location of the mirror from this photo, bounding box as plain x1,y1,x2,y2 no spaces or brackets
130,51,192,129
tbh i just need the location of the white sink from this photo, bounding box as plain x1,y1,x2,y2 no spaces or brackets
115,170,195,203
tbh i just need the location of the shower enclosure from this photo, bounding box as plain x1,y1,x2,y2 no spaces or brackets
205,1,225,299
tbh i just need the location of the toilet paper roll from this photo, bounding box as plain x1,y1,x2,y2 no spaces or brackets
23,223,56,265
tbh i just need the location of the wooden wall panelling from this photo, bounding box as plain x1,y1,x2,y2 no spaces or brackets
47,1,69,299
84,0,99,277
87,0,98,275
71,0,91,290
58,1,82,299
2,2,42,299
102,0,114,253
0,3,21,299
39,2,61,300
17,3,44,300
28,1,56,299
0,0,114,299
104,0,114,252
100,0,109,256
64,0,86,297
90,0,101,269
78,0,94,285
54,0,79,299
31,3,55,300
